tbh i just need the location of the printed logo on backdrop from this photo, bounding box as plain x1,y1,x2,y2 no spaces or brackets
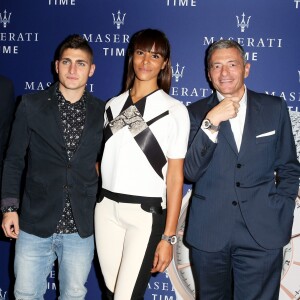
203,11,283,62
0,288,7,300
170,60,212,105
236,12,251,33
265,70,300,112
83,9,129,57
145,271,176,299
0,10,11,28
112,10,126,29
171,10,286,106
46,263,57,292
172,63,185,83
48,0,76,5
295,0,300,9
166,0,197,7
0,9,39,55
25,10,127,91
24,81,95,94
201,12,293,107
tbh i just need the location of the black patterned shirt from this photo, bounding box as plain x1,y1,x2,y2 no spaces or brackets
55,88,86,234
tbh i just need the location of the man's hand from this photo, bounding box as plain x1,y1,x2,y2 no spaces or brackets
206,97,240,126
2,212,19,239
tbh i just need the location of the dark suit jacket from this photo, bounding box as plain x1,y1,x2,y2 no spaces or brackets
1,83,104,238
184,89,300,251
0,75,15,192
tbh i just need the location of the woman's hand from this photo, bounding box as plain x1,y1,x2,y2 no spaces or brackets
151,240,173,273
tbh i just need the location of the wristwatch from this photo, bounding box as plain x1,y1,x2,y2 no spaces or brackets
161,234,177,245
202,118,220,131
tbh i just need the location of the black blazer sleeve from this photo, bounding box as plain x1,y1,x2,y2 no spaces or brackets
0,76,15,189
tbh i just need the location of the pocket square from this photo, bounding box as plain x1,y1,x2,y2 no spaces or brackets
256,130,276,138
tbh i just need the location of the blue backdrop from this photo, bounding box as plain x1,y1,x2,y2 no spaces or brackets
0,0,299,299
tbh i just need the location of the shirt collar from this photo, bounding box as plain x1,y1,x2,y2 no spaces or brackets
216,85,247,107
56,87,87,108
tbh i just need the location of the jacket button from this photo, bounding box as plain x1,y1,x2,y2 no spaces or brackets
232,201,238,206
236,182,240,187
236,163,241,168
67,164,71,169
201,147,207,157
63,185,68,189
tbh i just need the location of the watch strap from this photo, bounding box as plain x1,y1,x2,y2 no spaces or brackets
203,119,220,131
209,122,220,131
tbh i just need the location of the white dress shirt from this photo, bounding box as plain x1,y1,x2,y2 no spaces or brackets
202,86,247,152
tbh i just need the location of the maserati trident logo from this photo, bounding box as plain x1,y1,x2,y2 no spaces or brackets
295,0,300,8
172,63,185,82
0,9,11,28
236,12,251,33
0,288,7,300
112,10,126,29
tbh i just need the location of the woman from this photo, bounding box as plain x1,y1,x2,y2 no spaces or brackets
95,29,190,300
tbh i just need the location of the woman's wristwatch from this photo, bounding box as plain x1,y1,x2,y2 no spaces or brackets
161,234,177,245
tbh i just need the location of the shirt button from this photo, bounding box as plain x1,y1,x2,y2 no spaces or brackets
236,182,240,187
236,163,242,168
232,201,238,206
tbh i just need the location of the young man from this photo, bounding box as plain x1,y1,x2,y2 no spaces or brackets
184,40,300,299
1,34,104,299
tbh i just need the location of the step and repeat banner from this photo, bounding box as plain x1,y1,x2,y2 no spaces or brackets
0,0,299,299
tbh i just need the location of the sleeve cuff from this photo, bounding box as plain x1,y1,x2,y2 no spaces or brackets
1,205,18,214
201,126,218,143
1,197,19,210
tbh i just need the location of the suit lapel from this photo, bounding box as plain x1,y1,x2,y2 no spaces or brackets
46,85,67,151
208,95,239,156
220,120,238,155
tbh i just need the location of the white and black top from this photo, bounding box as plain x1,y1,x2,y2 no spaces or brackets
100,89,190,209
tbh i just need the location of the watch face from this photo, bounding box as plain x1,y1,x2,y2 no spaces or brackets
167,189,195,300
203,119,210,129
279,111,300,299
280,237,300,299
170,235,177,245
279,192,300,299
168,190,300,300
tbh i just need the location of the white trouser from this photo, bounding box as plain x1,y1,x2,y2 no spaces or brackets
95,197,165,300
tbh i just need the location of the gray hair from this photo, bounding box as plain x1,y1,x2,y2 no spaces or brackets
206,40,247,68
